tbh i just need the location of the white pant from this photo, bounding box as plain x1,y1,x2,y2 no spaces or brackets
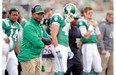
2,37,14,71
2,41,10,75
6,50,18,75
82,44,102,73
54,44,68,73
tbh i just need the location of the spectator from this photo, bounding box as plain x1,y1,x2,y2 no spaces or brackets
98,10,113,75
18,5,51,75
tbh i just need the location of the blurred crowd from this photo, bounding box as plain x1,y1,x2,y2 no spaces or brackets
2,0,113,21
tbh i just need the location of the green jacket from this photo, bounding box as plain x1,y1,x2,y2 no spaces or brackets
18,18,50,62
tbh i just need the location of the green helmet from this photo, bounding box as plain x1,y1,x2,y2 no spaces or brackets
63,3,77,17
63,3,78,23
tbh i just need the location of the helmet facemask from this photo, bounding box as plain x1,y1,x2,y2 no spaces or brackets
65,13,74,23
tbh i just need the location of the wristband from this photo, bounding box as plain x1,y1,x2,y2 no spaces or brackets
55,45,60,52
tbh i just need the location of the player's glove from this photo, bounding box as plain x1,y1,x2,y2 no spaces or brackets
41,38,52,45
55,45,62,59
68,47,74,59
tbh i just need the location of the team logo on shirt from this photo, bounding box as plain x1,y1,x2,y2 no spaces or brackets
79,21,83,26
11,26,16,29
54,16,58,21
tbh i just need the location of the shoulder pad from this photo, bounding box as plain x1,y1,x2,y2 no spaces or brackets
52,13,63,20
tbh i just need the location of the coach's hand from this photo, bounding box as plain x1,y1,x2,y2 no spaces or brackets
101,50,107,55
41,38,52,45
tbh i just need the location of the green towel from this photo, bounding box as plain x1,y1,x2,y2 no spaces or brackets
41,65,45,72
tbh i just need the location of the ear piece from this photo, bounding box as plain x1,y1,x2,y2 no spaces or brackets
31,7,35,13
